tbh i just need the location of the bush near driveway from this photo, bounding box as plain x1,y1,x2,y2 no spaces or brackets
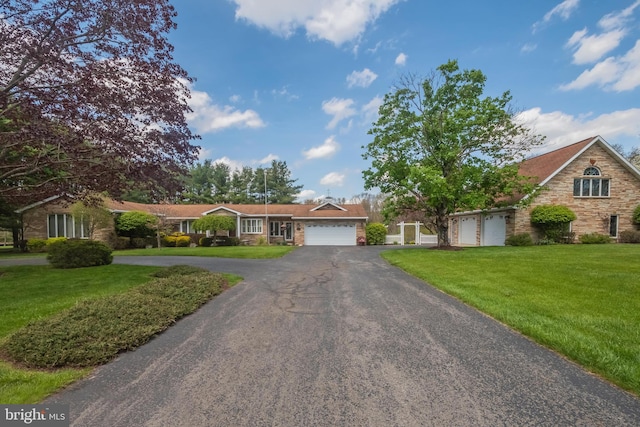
2,266,229,368
47,239,113,268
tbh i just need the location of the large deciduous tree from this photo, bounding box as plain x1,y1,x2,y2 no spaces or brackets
0,0,199,208
363,60,544,246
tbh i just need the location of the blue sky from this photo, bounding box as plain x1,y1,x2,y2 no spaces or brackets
168,0,640,201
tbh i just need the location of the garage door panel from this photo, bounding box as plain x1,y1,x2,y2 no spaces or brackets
483,215,506,246
304,224,356,246
459,217,477,245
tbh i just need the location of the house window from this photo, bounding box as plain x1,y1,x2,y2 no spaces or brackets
47,214,89,238
573,167,610,197
241,219,263,234
180,220,195,233
609,215,618,238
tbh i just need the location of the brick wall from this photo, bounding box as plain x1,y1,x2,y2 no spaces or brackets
515,144,640,240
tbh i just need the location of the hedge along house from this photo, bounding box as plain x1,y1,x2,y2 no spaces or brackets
18,198,368,246
449,136,640,246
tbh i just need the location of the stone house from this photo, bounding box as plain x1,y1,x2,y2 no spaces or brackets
449,136,640,246
18,198,368,246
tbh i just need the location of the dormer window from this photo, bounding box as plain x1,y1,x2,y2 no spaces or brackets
573,167,610,197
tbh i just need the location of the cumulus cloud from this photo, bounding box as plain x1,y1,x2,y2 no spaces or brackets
517,107,640,152
295,189,317,201
322,97,357,129
320,171,346,186
395,52,408,66
346,68,378,88
532,0,580,33
302,136,341,160
212,156,246,172
186,85,265,133
230,0,401,45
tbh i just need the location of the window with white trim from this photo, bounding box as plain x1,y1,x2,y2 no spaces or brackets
47,214,89,238
180,220,195,233
573,167,610,197
241,219,263,234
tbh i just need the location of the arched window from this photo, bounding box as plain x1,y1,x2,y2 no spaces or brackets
573,166,609,197
583,166,600,176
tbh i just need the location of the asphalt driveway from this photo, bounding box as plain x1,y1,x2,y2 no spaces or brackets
36,246,640,426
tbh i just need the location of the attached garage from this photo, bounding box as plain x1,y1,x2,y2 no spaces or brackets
304,223,357,246
459,217,477,245
482,214,506,246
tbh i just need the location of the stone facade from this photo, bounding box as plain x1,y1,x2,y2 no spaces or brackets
449,137,640,246
515,144,640,241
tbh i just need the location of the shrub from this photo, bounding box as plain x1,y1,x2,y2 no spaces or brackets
634,205,640,224
579,233,611,244
215,236,240,246
176,235,191,247
505,233,533,246
256,236,268,246
366,222,387,245
2,271,227,368
47,239,113,269
26,238,47,253
199,237,213,247
45,237,68,247
619,230,640,243
531,205,577,244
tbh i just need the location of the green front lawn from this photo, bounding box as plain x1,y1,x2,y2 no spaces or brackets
113,245,296,259
382,244,640,396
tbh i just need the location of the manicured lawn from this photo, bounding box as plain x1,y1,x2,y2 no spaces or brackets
381,244,640,396
113,245,296,258
0,246,45,259
0,264,241,403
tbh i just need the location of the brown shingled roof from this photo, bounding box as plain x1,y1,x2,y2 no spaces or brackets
105,200,368,219
518,136,596,184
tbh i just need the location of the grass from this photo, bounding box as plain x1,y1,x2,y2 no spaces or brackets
113,245,296,259
381,244,640,396
0,264,242,403
0,246,45,259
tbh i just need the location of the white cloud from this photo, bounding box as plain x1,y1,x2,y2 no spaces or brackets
517,107,640,151
322,97,357,129
197,147,214,161
362,95,383,125
296,189,317,201
559,57,619,90
256,154,280,165
560,40,640,91
186,86,266,133
598,0,640,31
302,136,340,160
346,68,378,88
395,52,408,65
271,86,299,100
533,0,580,33
320,171,346,186
230,0,402,45
212,156,245,172
566,28,626,64
229,94,242,103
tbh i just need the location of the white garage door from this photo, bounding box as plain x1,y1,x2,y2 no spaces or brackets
304,223,356,246
482,214,506,246
459,217,477,245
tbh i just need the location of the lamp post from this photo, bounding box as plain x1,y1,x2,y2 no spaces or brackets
264,169,269,245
